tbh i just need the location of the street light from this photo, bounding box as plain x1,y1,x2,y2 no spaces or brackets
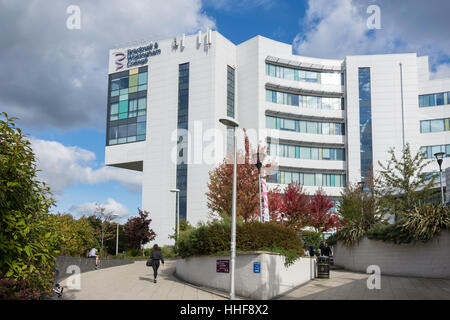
252,151,267,222
358,180,365,220
170,188,180,240
434,152,445,205
111,213,119,256
219,116,239,300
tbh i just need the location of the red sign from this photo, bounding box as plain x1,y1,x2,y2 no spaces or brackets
216,260,229,273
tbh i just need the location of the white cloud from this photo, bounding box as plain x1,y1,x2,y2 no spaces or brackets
430,63,450,80
293,0,450,75
69,198,130,220
30,137,142,195
0,0,215,130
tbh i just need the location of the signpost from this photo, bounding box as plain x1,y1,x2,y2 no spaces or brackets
216,260,230,273
253,262,261,274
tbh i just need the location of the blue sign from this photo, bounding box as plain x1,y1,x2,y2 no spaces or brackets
253,262,261,274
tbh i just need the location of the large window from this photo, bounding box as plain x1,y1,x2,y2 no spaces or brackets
107,66,148,145
265,63,341,85
176,63,190,221
420,118,450,133
359,67,373,180
420,144,450,159
267,170,346,187
419,91,450,107
227,65,235,118
266,115,345,135
266,89,343,110
268,143,345,161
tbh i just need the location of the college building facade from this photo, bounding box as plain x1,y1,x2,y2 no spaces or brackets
105,30,450,245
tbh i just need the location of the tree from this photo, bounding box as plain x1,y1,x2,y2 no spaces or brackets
123,209,156,255
0,113,60,299
206,130,274,222
281,183,310,232
267,187,284,222
87,205,116,255
337,172,380,227
47,213,96,257
377,143,438,219
307,189,341,234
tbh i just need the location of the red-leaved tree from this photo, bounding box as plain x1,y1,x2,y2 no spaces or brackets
124,209,156,254
206,130,275,222
282,183,310,231
267,187,284,222
308,188,341,233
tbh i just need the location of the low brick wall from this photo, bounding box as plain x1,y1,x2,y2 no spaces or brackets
176,252,316,300
333,231,450,279
55,256,134,282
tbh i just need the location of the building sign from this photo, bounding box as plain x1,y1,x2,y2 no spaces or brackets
114,42,161,71
253,262,261,274
216,260,229,273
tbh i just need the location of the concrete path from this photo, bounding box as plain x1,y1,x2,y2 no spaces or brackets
277,269,450,300
61,260,450,300
61,260,230,300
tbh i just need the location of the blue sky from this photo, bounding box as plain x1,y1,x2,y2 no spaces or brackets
1,0,449,223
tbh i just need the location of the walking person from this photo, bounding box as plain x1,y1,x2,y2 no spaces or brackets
322,242,332,257
88,248,99,269
150,244,164,283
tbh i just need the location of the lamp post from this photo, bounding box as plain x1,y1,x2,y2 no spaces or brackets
111,213,119,256
252,151,267,222
434,152,445,205
358,180,365,220
219,116,239,300
170,188,180,240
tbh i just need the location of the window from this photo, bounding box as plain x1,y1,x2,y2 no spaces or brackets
430,119,444,132
265,116,344,136
419,91,450,107
227,66,235,118
107,67,148,146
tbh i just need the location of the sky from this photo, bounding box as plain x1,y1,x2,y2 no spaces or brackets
1,0,450,223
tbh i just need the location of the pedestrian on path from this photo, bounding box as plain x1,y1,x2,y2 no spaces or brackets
150,244,164,283
321,242,332,256
88,248,99,269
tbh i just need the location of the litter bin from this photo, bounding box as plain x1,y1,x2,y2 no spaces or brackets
317,256,330,279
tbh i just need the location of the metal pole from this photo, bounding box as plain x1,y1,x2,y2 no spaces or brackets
440,169,445,205
177,191,180,240
116,222,119,256
230,126,237,300
399,63,405,150
258,171,263,222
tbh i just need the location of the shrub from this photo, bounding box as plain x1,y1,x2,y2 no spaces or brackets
329,220,367,246
1,113,60,299
176,219,303,266
146,245,176,259
300,230,322,249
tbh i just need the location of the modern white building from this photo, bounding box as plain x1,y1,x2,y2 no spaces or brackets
105,30,450,245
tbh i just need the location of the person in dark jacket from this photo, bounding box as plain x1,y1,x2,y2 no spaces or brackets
321,242,332,256
319,241,325,256
150,244,164,283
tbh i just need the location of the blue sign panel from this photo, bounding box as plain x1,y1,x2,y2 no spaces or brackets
253,262,261,274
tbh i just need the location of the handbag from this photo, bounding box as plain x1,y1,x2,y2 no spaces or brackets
146,259,153,267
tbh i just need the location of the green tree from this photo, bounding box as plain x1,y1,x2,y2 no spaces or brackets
47,213,96,257
0,113,60,299
337,173,380,227
377,143,438,219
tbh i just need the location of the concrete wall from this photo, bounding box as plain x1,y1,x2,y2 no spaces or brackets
55,256,134,282
333,231,450,279
175,252,316,300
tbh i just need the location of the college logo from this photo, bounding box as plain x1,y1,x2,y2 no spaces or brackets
114,52,126,71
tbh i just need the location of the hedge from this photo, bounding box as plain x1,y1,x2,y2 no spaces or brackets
176,220,303,266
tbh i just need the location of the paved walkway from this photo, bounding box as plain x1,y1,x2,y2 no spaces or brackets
61,260,231,300
277,269,450,300
61,260,450,300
